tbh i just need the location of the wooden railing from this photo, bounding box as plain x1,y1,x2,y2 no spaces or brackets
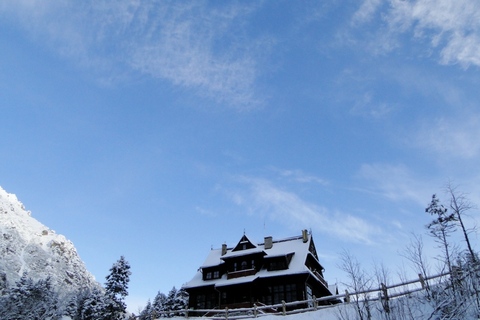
227,268,256,279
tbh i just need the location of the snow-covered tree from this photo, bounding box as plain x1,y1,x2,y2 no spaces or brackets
426,194,457,274
138,300,153,320
77,287,107,320
104,255,131,319
174,287,189,316
164,286,178,317
153,291,167,317
0,273,59,320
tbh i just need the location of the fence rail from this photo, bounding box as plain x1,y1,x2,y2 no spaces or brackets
139,271,451,319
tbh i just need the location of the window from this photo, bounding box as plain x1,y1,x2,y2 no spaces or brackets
271,284,297,304
268,259,287,271
273,285,283,304
241,261,247,270
251,259,255,269
196,294,205,309
213,271,220,278
306,285,313,308
206,272,212,280
285,284,297,302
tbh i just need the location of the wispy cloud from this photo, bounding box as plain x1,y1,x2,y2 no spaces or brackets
415,115,480,160
0,1,263,109
228,177,381,245
352,0,480,67
356,163,432,206
273,168,329,185
352,0,382,25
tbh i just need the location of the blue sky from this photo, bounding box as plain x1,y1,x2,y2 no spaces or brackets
1,0,480,312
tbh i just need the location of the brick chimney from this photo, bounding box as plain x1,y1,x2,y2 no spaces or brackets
264,236,273,249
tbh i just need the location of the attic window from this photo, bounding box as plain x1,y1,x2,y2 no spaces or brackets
232,235,257,251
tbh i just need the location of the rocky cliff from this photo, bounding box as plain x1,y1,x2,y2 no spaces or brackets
0,186,98,296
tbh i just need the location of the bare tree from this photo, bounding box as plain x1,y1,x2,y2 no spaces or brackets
401,234,431,292
373,261,391,319
445,183,477,263
338,249,373,320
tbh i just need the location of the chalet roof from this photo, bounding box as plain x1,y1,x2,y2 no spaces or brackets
183,232,324,289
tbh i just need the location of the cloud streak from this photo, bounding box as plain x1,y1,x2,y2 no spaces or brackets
415,115,480,160
356,163,432,206
0,1,262,109
352,0,480,67
229,177,381,245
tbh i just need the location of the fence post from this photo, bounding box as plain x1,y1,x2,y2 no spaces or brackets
225,306,229,320
381,283,390,313
419,273,425,289
313,295,317,310
282,300,286,315
345,290,350,303
254,303,257,318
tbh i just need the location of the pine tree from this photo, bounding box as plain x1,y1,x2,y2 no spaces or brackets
426,194,457,275
64,293,78,319
153,291,167,317
139,300,153,320
164,287,178,317
174,287,189,316
104,255,131,319
78,287,107,320
0,273,59,320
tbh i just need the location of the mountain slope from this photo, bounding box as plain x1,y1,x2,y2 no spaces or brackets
0,186,98,296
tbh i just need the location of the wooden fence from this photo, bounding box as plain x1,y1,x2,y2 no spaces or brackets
139,271,450,319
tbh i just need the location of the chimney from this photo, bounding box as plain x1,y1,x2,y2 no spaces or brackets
302,229,308,243
221,243,227,256
264,236,273,249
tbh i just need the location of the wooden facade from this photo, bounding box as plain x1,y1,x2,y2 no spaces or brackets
183,230,334,311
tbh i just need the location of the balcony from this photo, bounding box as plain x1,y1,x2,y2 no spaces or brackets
227,268,256,279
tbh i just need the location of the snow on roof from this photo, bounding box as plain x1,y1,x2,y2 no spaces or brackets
183,233,319,289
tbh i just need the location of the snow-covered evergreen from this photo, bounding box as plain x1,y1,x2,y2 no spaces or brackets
105,256,132,319
0,272,60,319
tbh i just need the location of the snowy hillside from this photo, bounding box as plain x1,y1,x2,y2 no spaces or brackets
0,186,98,296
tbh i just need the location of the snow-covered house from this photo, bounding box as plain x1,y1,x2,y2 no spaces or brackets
183,230,334,311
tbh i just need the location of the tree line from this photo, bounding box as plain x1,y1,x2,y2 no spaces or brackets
0,255,132,320
136,286,189,319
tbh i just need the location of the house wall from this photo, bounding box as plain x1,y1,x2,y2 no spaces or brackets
186,273,330,310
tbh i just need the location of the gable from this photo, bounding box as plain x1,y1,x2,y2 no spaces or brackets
232,234,257,252
308,237,319,260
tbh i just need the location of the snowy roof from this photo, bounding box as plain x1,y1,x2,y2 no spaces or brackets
183,232,324,289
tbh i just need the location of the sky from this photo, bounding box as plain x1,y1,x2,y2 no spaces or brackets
1,0,480,313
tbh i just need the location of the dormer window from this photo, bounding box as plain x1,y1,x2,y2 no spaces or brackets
265,252,295,271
